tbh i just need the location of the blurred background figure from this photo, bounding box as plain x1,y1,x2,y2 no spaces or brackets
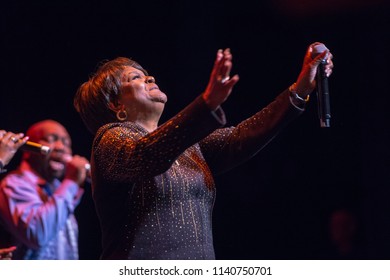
0,130,28,260
0,120,90,259
320,207,367,259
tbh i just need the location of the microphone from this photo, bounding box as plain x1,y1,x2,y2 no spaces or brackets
63,155,91,180
20,141,51,155
311,43,331,128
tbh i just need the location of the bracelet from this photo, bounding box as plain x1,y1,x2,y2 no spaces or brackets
289,83,310,102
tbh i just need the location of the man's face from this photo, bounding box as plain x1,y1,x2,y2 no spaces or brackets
28,121,72,181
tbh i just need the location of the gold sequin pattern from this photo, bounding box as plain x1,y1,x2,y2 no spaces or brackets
90,90,302,259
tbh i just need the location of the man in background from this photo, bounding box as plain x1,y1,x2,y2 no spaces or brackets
0,120,90,259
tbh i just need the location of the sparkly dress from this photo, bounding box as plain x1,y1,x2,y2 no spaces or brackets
92,90,302,259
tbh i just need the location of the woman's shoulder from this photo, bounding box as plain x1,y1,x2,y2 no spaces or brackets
93,122,147,148
96,122,147,137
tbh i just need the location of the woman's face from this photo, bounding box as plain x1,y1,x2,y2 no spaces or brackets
118,66,167,117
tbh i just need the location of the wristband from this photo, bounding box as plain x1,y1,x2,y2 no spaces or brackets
289,83,310,102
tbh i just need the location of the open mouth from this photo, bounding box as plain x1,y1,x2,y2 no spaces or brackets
49,159,66,171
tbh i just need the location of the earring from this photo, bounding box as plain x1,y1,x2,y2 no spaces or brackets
116,109,127,121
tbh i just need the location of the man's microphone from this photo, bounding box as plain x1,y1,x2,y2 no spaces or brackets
11,137,51,155
311,43,331,128
62,154,91,182
12,137,90,179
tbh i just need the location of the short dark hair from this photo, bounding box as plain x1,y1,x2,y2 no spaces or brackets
74,57,147,134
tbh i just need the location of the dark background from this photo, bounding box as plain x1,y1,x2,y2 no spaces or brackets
1,0,389,259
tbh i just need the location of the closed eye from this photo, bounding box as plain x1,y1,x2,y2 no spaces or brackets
128,74,143,82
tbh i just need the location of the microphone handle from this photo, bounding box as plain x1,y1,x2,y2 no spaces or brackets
20,141,51,155
316,61,331,128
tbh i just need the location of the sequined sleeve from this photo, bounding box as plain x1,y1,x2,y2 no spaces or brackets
199,89,303,175
92,96,226,184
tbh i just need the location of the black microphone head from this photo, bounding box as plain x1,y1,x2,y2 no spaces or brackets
311,42,329,58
